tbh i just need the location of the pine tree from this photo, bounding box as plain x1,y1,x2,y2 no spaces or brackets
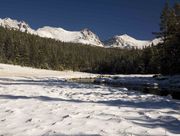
159,1,172,41
159,2,180,74
174,3,180,40
159,2,180,42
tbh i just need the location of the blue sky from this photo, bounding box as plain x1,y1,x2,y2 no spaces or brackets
0,0,179,40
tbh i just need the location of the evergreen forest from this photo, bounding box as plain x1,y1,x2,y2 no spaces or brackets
0,2,179,75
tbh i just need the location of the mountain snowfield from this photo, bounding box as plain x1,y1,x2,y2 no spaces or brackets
0,18,162,48
36,27,103,47
104,34,162,49
0,18,36,34
0,63,180,136
0,18,103,47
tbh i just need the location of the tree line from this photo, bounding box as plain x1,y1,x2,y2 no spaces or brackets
0,2,179,75
156,2,180,74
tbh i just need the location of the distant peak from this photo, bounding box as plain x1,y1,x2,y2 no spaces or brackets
0,17,161,48
118,34,133,38
81,28,90,32
81,28,94,34
20,20,27,24
4,17,12,20
1,17,28,25
113,34,135,41
0,17,35,34
2,18,20,23
3,17,18,21
81,28,96,37
121,34,129,37
39,26,67,32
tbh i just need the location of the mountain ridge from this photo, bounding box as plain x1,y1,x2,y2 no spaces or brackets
103,34,161,49
0,18,162,48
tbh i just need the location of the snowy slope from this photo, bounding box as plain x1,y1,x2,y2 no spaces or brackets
0,18,35,34
0,18,103,47
37,27,103,46
0,63,180,136
147,37,163,46
0,17,162,48
0,63,98,78
104,34,162,49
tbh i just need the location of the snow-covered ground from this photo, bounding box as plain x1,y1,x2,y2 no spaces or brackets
0,64,180,136
0,63,98,79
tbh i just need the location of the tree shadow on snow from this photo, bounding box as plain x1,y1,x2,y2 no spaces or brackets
128,115,180,134
0,94,85,103
0,94,180,134
0,77,179,111
42,133,101,136
0,77,97,89
0,77,180,134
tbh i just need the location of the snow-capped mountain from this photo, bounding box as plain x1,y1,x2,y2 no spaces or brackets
37,27,103,47
0,18,35,34
147,38,163,47
0,18,103,47
104,34,162,49
0,18,162,48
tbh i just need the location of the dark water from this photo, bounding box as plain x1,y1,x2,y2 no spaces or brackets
118,86,180,100
71,78,180,100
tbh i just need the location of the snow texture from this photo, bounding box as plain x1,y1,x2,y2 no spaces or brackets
104,34,162,49
0,18,103,47
0,63,180,136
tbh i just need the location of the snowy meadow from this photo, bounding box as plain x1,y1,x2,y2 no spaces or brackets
0,64,179,136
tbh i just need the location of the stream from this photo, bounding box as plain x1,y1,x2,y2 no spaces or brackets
70,78,180,100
